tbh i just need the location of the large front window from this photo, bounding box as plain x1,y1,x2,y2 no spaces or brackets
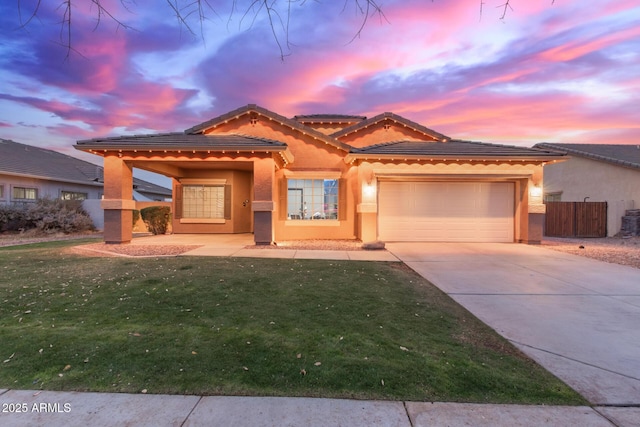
183,185,225,219
287,179,338,220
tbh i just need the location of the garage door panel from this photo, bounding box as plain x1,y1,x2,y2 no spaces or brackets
378,181,514,242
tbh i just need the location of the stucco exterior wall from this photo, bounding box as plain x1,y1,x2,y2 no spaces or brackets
0,173,103,204
543,157,639,236
271,131,358,241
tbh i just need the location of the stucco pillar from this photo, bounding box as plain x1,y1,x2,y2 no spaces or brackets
526,168,545,244
101,156,134,244
252,157,275,245
357,162,378,243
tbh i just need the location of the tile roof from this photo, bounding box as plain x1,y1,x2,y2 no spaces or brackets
534,143,640,170
75,132,288,152
347,140,565,161
1,138,103,185
332,112,450,142
1,139,170,196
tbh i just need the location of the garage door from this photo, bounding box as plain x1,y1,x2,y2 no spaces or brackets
378,181,514,242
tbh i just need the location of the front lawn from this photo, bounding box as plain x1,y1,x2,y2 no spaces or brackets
0,241,584,404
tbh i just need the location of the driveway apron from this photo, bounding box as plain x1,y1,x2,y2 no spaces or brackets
386,242,640,406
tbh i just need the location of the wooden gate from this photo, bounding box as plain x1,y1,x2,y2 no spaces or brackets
545,202,607,237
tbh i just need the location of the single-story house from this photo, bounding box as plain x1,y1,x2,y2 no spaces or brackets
74,104,565,245
0,138,172,229
534,143,640,236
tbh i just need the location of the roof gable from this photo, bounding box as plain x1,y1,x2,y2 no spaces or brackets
534,143,640,170
185,104,353,152
332,112,450,143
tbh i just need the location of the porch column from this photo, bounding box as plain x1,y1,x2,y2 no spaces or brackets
252,157,275,245
527,170,545,244
357,162,378,243
101,156,134,244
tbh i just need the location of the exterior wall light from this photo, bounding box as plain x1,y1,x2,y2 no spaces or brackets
363,183,376,198
530,185,543,198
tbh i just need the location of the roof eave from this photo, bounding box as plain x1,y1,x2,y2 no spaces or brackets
75,144,289,154
1,171,104,187
344,153,566,163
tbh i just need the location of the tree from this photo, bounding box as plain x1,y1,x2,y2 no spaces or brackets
15,0,385,59
14,1,552,59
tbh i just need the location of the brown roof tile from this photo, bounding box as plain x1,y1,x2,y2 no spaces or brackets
347,140,565,161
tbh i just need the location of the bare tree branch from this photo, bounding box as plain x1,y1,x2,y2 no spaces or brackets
14,1,558,59
498,0,513,20
345,0,387,44
17,0,42,28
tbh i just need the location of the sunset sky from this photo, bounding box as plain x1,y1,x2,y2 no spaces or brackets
1,0,639,184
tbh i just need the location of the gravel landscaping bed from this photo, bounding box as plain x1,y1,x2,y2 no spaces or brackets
75,243,204,257
542,236,640,269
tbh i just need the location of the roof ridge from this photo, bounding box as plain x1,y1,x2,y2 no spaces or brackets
78,132,185,143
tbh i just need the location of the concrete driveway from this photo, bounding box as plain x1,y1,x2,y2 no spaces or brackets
386,242,640,406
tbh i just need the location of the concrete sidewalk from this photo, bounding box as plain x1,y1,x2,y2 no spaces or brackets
1,389,633,427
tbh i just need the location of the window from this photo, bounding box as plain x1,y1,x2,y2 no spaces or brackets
61,191,88,200
287,179,338,220
0,184,4,199
182,185,225,219
13,187,38,200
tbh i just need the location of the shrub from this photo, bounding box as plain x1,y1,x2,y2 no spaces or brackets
28,199,95,234
0,199,95,234
0,204,28,232
140,206,170,235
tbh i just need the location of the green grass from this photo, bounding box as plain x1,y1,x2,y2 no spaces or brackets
0,241,585,404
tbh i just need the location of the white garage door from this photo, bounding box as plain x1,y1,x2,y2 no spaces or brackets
378,181,514,242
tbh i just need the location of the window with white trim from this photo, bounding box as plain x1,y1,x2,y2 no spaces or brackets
287,179,338,220
182,185,225,219
13,187,38,201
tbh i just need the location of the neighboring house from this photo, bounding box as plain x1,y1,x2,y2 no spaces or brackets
534,143,640,236
74,104,564,245
0,138,172,229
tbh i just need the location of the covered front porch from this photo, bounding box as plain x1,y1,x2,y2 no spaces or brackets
75,134,293,246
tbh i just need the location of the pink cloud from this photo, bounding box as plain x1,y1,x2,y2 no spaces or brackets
538,26,640,63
